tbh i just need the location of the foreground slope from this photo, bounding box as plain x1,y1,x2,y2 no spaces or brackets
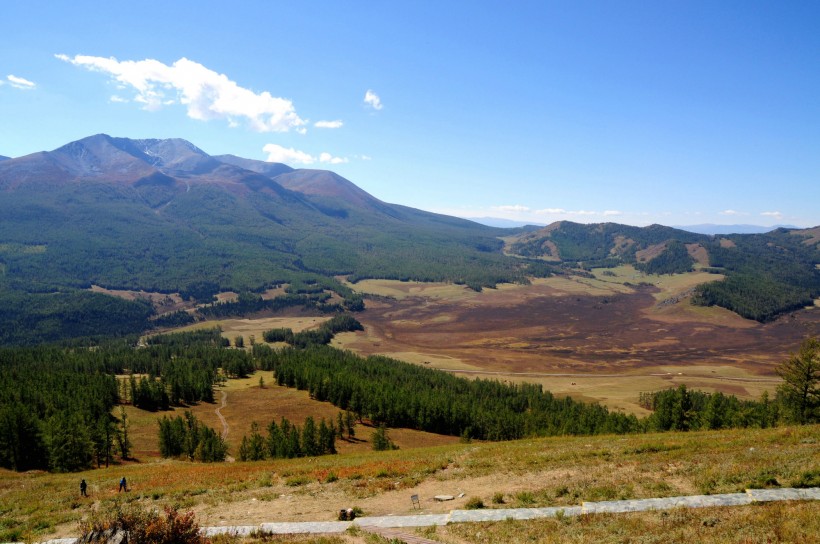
1,424,817,541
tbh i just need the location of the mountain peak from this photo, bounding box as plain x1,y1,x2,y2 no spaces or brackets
132,137,218,174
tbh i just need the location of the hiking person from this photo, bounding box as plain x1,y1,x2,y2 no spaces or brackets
119,477,127,492
80,479,87,497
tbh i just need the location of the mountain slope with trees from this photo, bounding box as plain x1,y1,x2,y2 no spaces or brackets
0,135,540,344
508,221,820,322
0,135,818,343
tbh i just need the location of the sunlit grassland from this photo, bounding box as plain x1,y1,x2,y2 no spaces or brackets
174,316,332,344
341,279,484,301
2,424,817,542
432,501,820,544
122,373,461,460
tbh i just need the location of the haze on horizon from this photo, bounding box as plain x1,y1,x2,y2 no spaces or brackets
1,2,818,229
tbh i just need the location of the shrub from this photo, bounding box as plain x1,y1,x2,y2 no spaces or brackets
465,497,485,510
79,505,208,544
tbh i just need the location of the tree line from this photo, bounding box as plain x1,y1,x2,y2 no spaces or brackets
253,344,641,440
236,415,339,461
2,330,816,473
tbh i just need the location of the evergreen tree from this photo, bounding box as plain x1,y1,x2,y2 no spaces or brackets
777,337,820,424
371,425,397,451
116,406,132,460
245,422,266,461
301,416,319,457
45,413,93,472
336,412,345,439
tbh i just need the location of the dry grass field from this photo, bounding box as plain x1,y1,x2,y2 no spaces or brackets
334,269,819,414
123,375,460,462
2,424,817,542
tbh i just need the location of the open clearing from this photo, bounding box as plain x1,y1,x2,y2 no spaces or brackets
154,268,819,414
123,377,460,462
335,269,819,414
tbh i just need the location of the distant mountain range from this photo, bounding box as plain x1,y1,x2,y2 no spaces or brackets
0,134,817,343
0,155,9,162
467,217,545,229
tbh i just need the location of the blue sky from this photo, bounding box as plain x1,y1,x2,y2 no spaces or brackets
2,1,818,228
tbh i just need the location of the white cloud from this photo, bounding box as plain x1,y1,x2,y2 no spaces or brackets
262,144,316,165
57,54,305,132
603,210,623,216
719,209,744,216
364,89,383,110
109,95,127,103
319,152,348,164
262,144,349,166
495,205,531,212
314,120,343,129
7,74,36,90
535,208,567,215
761,211,783,219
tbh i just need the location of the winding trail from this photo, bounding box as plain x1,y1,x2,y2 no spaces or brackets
216,389,229,439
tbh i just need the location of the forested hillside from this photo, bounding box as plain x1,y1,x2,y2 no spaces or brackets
3,329,813,473
1,135,817,343
509,221,820,322
0,135,544,344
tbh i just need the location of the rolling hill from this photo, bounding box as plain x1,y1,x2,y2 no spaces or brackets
506,220,820,321
0,134,534,343
0,134,818,343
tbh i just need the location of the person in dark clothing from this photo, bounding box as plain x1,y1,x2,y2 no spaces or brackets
119,477,127,492
80,479,87,497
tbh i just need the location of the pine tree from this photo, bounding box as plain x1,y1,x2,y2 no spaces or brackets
777,337,820,424
116,406,132,460
302,416,319,456
336,412,345,439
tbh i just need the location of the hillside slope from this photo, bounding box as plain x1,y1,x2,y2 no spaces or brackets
0,135,531,343
507,221,820,321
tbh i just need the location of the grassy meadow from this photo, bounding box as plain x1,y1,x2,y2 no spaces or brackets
1,422,818,542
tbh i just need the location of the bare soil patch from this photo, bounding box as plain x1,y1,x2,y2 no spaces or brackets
340,275,819,413
89,285,192,314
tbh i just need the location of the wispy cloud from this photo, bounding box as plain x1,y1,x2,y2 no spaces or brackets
56,54,306,132
364,89,383,110
719,209,746,216
536,208,566,214
495,205,531,212
761,211,783,219
319,152,348,164
263,144,316,164
6,74,36,90
263,144,348,166
314,120,343,129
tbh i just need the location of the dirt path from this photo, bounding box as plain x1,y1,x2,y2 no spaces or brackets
216,389,229,439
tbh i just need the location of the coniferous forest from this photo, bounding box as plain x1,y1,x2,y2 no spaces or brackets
1,328,815,473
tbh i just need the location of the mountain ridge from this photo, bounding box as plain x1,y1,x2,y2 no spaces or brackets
0,134,818,343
